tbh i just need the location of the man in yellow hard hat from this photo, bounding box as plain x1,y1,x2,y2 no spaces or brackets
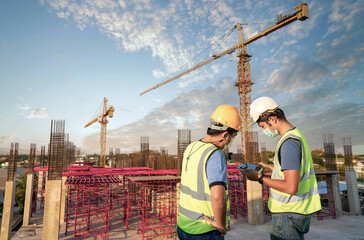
243,96,321,240
177,105,242,240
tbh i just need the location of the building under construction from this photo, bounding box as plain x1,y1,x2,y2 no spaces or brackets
2,2,363,239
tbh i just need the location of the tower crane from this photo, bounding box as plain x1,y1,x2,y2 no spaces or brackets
140,3,309,163
84,97,115,167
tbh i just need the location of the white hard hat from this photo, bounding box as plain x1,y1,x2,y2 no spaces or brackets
250,97,279,123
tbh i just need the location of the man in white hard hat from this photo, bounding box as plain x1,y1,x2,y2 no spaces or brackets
177,105,242,240
243,96,321,240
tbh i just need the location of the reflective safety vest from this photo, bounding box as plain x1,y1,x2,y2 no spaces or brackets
268,128,321,214
177,141,230,235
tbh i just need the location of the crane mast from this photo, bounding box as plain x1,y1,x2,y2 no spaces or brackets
235,23,255,162
84,97,114,166
140,3,309,162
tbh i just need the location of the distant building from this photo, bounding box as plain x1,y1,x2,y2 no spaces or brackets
354,161,364,179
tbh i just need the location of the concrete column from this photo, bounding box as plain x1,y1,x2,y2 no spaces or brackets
36,171,44,209
23,173,34,226
345,169,361,215
246,180,264,225
42,179,62,240
0,181,16,240
326,174,343,217
60,176,68,224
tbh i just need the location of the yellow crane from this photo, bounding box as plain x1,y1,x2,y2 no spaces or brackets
140,3,309,163
84,97,115,167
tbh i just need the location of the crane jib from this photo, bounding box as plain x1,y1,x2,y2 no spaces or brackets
140,2,308,95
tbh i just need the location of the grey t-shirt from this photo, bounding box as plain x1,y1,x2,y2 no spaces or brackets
280,138,301,171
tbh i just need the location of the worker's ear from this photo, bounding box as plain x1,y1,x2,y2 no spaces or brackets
222,131,229,139
268,116,277,125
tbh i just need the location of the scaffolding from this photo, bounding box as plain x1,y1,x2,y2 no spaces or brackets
177,129,191,176
228,174,247,220
323,134,337,171
129,175,180,239
65,175,123,239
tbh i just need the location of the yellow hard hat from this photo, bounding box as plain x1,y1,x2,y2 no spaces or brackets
210,105,242,131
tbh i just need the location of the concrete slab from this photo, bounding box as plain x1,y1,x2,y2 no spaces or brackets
11,212,364,239
227,212,364,240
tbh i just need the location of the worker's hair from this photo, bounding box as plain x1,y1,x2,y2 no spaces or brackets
257,108,286,123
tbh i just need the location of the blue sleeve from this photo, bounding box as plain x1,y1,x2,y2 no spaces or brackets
280,139,301,171
206,150,227,189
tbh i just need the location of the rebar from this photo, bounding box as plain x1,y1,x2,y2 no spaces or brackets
115,149,121,168
7,142,18,181
237,144,242,154
260,142,267,164
109,148,114,168
323,134,337,171
48,120,65,180
29,143,36,173
343,137,353,169
40,146,45,167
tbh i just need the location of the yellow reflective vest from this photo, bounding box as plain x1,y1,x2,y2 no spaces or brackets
268,128,321,214
177,141,230,235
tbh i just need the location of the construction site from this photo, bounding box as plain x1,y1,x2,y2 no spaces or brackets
1,2,364,240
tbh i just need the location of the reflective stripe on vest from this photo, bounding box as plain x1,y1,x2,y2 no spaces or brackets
178,141,230,234
268,129,321,214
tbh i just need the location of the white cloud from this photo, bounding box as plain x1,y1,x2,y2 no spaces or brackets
83,77,239,154
26,108,48,119
16,104,48,119
16,104,31,111
0,136,13,144
262,60,329,94
326,0,364,35
152,69,166,79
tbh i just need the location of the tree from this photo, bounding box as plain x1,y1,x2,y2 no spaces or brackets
15,174,27,214
311,149,325,167
266,151,275,158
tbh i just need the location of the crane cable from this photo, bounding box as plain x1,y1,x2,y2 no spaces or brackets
89,99,104,122
163,25,237,82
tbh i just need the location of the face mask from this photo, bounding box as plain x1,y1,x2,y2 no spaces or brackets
263,126,279,138
222,133,234,151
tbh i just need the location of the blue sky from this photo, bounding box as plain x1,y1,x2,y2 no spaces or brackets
0,0,363,155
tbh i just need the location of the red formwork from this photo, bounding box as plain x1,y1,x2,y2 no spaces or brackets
128,176,180,240
65,175,123,239
228,174,247,220
262,184,271,216
32,167,48,216
108,179,125,231
63,166,180,239
316,192,336,220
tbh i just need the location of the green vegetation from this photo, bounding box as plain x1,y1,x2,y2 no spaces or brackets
15,174,27,214
266,151,275,159
311,149,325,167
